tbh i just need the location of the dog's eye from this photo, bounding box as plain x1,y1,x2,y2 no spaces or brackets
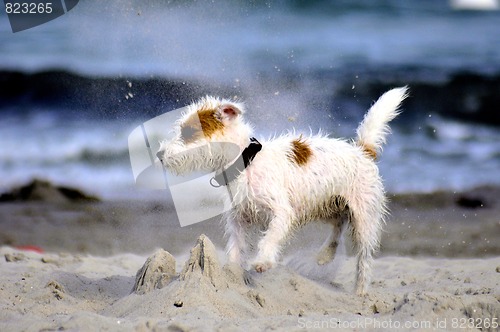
180,126,197,142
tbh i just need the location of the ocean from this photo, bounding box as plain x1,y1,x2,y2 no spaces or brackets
1,0,499,198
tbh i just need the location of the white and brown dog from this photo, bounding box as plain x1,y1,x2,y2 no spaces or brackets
157,87,408,295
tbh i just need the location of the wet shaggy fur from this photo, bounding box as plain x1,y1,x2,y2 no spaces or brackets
180,107,225,143
157,87,408,295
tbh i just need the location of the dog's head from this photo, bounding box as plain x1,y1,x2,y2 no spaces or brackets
157,96,252,175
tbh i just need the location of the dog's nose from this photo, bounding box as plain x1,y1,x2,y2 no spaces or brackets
156,151,163,162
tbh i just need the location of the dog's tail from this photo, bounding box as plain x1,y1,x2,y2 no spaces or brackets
356,86,408,159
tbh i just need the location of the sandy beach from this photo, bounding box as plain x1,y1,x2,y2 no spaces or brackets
0,181,499,331
1,1,500,331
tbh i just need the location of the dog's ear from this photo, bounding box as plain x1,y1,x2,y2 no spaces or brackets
218,103,244,123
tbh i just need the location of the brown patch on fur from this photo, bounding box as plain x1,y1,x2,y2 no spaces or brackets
181,107,224,143
361,143,378,160
290,135,312,166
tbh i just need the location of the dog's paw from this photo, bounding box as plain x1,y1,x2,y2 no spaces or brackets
316,258,329,266
316,244,337,266
355,285,368,297
253,261,274,273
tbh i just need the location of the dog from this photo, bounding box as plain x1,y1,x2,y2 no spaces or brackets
157,87,408,295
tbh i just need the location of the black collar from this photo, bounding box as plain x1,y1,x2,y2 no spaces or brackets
210,137,262,187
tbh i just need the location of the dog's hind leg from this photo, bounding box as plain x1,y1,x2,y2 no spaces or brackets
316,213,347,266
347,192,385,296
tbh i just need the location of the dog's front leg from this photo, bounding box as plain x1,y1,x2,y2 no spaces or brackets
224,216,247,266
251,208,292,273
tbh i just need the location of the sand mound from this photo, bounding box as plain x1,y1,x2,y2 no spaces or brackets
133,249,176,294
106,234,359,327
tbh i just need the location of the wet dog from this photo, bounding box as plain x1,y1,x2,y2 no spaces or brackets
157,87,408,295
